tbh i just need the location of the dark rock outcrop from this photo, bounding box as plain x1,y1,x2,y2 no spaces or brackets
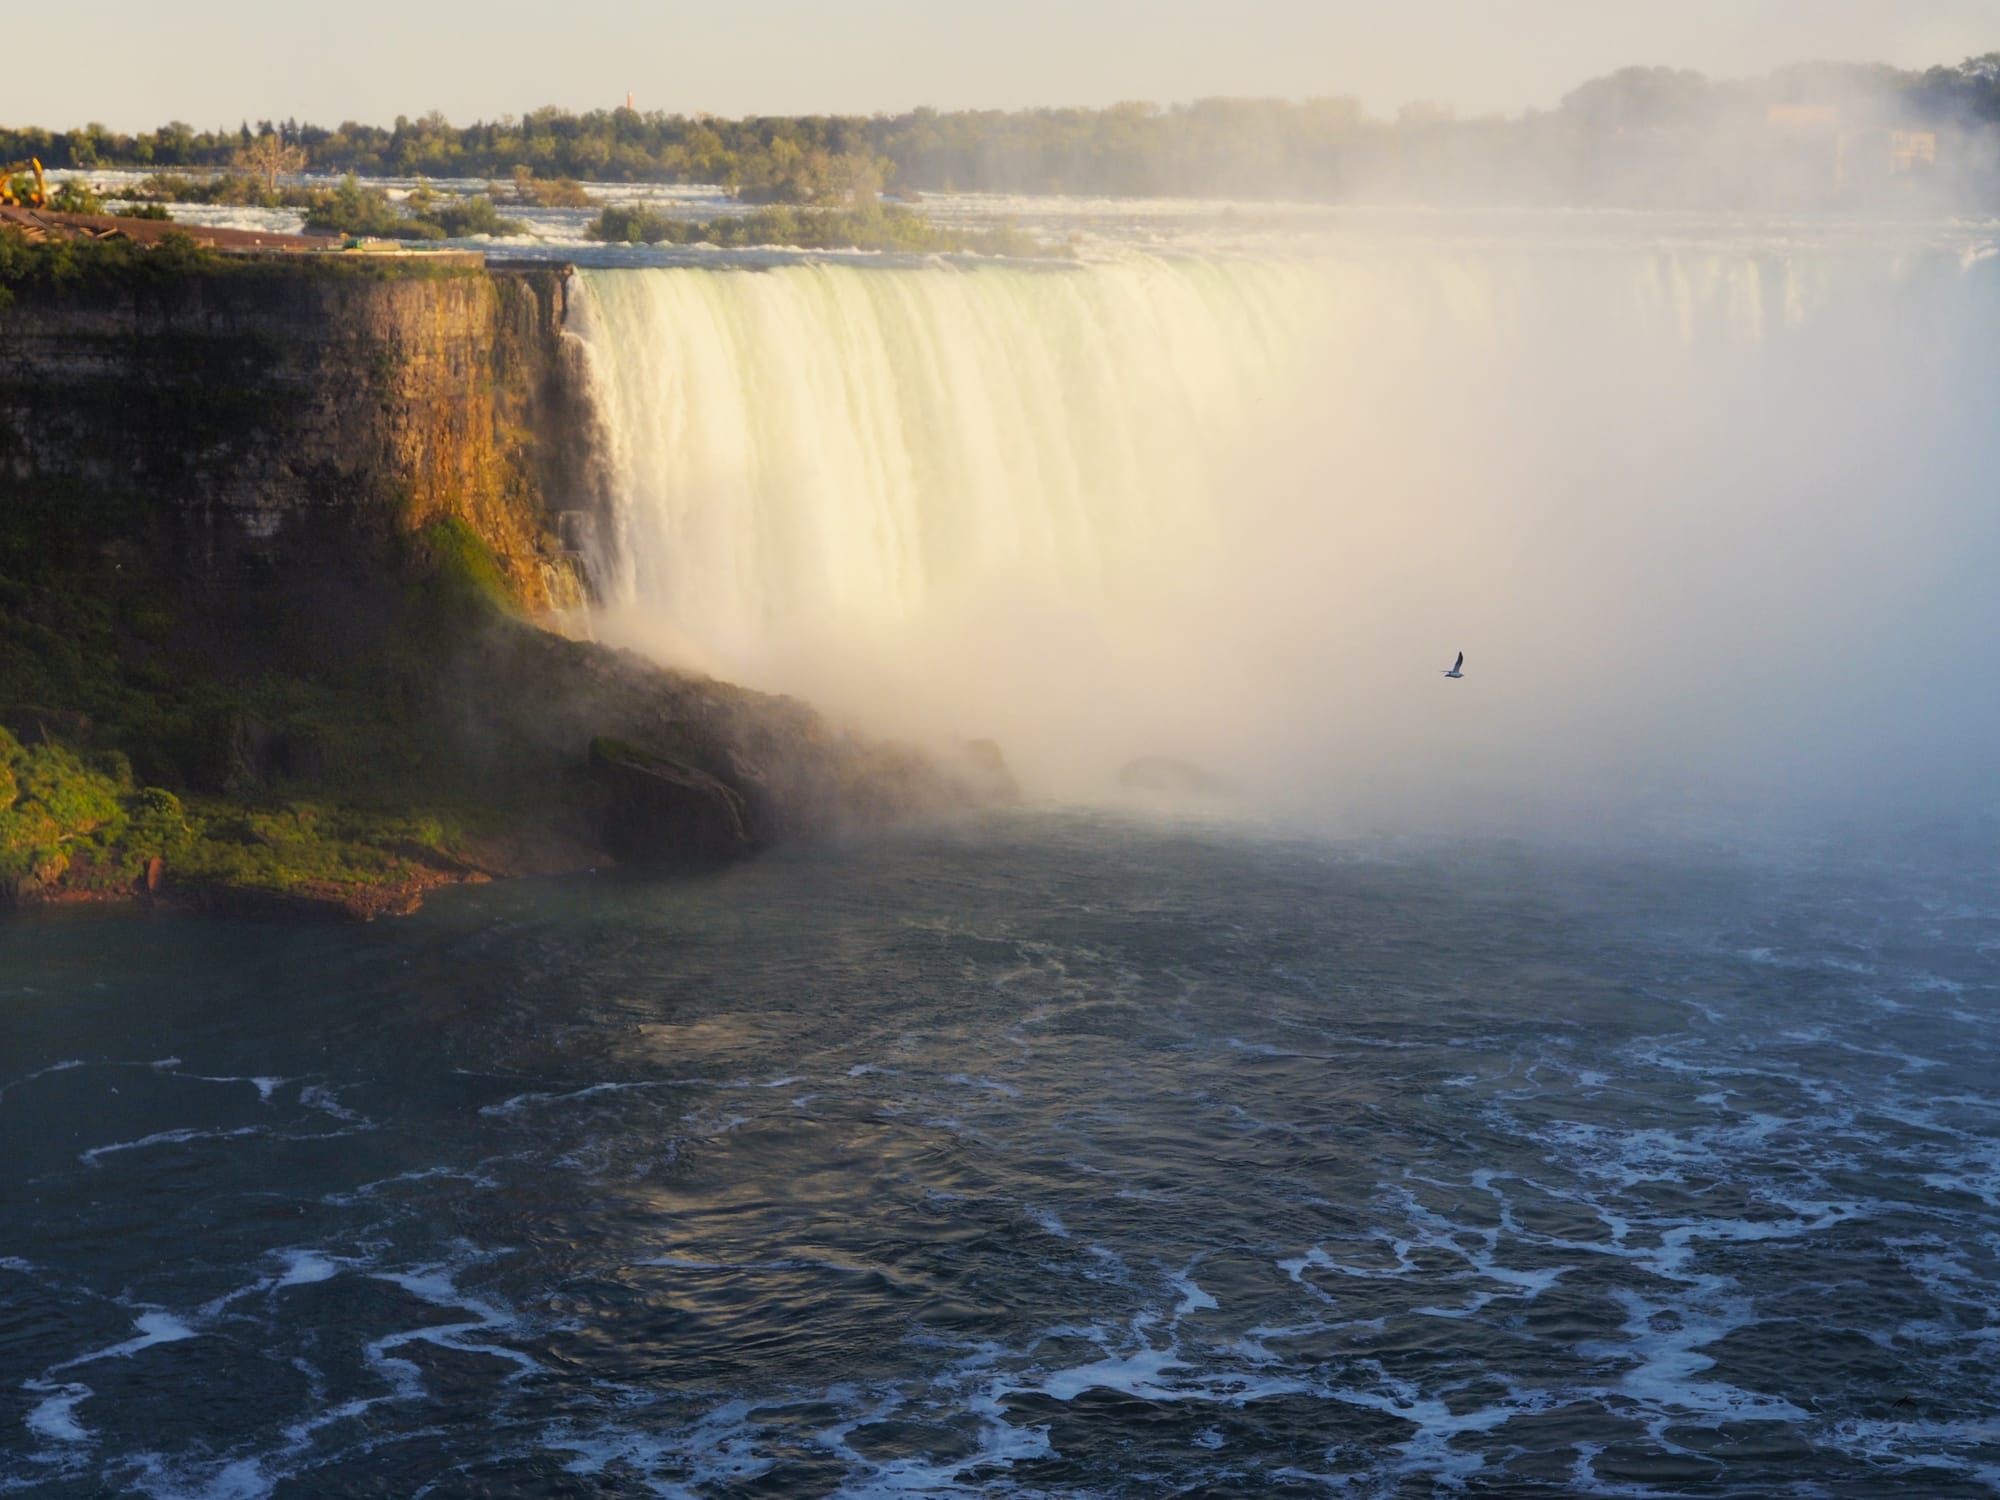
959,738,1021,804
588,736,756,869
1118,755,1230,796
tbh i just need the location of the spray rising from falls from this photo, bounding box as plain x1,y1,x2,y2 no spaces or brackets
571,241,2000,820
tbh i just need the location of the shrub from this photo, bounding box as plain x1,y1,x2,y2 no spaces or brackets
584,200,1049,256
507,167,592,208
303,176,522,240
417,517,515,617
48,178,104,214
425,194,520,237
587,204,686,244
302,175,427,237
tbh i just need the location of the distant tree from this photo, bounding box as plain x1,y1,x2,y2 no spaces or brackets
66,125,105,169
1397,101,1457,127
11,65,2000,206
234,132,308,190
825,150,884,203
156,121,197,166
1560,67,1713,133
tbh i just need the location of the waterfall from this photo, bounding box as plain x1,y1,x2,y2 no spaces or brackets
568,257,1342,655
568,242,2000,811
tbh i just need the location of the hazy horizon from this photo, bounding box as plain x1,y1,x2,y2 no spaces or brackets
7,0,1993,135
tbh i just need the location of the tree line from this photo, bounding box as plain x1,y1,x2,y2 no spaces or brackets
5,55,1999,205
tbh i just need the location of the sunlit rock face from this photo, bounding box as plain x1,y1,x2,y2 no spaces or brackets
0,265,591,612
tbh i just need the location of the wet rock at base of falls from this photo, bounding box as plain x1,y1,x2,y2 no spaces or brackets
588,736,758,869
1117,756,1230,796
959,739,1021,804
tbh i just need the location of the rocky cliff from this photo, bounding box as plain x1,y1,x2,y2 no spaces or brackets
0,259,595,613
0,250,1006,916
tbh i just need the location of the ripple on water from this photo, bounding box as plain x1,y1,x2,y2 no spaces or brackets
3,818,1998,1494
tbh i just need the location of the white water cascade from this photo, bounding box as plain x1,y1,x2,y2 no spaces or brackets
571,240,2000,815
570,257,1336,651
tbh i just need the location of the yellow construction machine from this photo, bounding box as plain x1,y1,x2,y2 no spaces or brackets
1,158,48,208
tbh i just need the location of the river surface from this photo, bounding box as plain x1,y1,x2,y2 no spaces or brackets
3,808,1997,1497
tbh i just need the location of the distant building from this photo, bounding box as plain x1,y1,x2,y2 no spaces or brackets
1763,105,1938,193
1886,130,1937,174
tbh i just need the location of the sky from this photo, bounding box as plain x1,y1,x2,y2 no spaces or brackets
4,0,1993,132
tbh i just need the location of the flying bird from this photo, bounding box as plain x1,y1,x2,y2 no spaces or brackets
1442,652,1464,679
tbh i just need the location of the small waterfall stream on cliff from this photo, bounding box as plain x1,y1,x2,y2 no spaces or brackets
569,237,2000,815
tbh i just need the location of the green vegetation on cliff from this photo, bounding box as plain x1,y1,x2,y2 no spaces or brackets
0,228,481,299
0,729,150,896
117,171,525,240
0,505,522,913
0,728,456,910
0,229,215,300
0,484,993,916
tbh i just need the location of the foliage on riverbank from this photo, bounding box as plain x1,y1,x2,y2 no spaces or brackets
301,178,523,239
0,229,221,300
503,167,593,207
0,730,159,896
0,511,531,913
0,227,482,298
119,171,317,208
0,728,467,912
587,202,1050,257
118,171,524,240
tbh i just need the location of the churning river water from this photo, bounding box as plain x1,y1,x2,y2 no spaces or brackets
3,808,1997,1497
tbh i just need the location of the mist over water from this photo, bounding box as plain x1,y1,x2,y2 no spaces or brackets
572,223,2000,833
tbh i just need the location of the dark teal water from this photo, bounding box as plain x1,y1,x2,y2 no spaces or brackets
2,810,1996,1497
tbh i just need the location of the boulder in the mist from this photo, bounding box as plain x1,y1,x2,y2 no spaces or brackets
588,737,757,868
958,739,1020,803
1117,756,1230,797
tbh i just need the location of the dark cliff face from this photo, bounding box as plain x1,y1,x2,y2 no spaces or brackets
0,263,595,613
